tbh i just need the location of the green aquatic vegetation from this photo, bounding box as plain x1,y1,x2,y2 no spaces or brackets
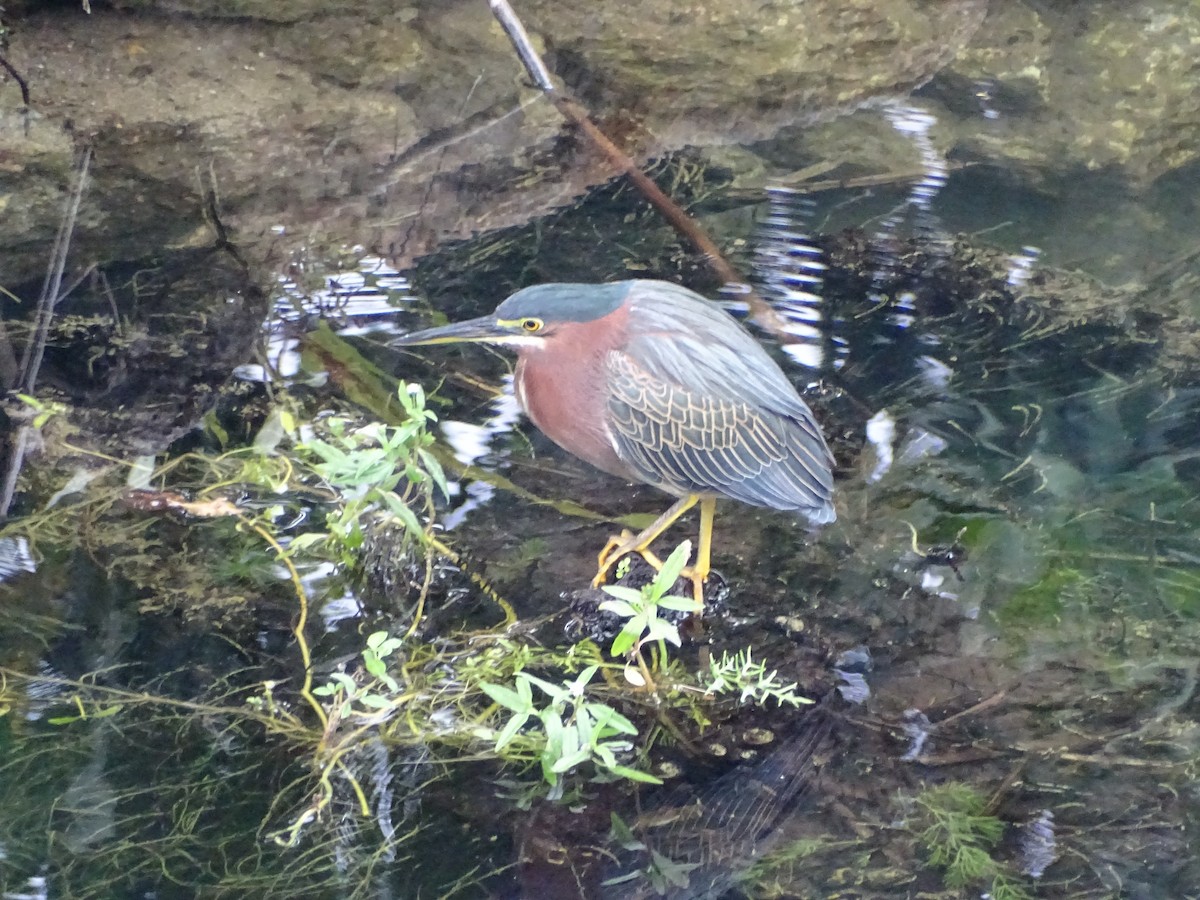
312,631,405,718
481,664,657,791
911,783,1031,900
604,812,700,894
702,649,813,708
995,565,1082,626
0,352,824,892
599,540,702,685
743,838,868,897
296,383,449,555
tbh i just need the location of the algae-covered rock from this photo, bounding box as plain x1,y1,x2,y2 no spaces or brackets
519,0,987,146
104,0,375,23
939,1,1200,183
3,0,1198,296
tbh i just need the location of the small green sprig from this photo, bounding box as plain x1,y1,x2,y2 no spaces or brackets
702,649,812,707
481,666,659,790
912,783,1032,900
599,541,702,684
295,384,449,553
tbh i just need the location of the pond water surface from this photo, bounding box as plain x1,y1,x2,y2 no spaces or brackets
2,2,1200,899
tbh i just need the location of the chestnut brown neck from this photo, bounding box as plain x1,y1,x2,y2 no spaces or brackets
514,303,632,480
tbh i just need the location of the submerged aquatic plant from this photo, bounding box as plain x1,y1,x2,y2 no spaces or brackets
480,664,657,793
911,783,1031,900
296,382,449,555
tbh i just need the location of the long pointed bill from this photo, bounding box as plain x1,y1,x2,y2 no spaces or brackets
392,315,509,347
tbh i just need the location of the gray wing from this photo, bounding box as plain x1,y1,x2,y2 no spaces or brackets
623,281,825,423
605,350,835,518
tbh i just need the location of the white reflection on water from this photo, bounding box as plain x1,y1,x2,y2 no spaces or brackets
882,101,947,222
0,536,36,583
439,381,524,531
865,409,896,482
753,187,829,371
236,254,414,383
1006,244,1042,288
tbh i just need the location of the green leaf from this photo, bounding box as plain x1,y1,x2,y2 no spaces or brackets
417,448,450,500
560,720,580,759
589,703,637,736
600,586,643,605
551,748,592,773
654,540,692,595
593,743,618,767
366,632,402,658
598,598,637,618
575,706,594,745
379,492,424,535
328,672,357,691
644,620,682,647
358,694,393,710
610,628,638,658
204,411,229,448
252,407,290,455
495,711,531,750
287,532,330,552
481,682,529,713
541,708,565,745
567,665,598,695
521,672,569,702
600,872,641,887
608,765,661,784
366,631,389,650
651,850,698,888
516,675,533,706
609,813,642,848
658,595,702,613
362,650,387,679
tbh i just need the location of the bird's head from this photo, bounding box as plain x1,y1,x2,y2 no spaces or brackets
393,282,632,351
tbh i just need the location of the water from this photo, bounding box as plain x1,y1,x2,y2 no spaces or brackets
2,1,1200,897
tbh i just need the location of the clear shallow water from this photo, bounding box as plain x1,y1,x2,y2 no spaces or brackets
3,1,1200,897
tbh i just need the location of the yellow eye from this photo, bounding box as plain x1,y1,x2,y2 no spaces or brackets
520,318,544,333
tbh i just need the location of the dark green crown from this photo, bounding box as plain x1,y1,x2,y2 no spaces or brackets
494,281,632,323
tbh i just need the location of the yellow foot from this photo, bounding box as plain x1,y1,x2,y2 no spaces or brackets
592,532,668,588
594,544,708,611
596,530,636,575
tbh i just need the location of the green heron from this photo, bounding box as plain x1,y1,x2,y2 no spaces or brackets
395,280,835,606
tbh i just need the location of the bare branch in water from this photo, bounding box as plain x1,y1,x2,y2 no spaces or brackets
2,147,93,519
17,146,92,394
487,0,553,92
484,0,790,336
0,54,30,107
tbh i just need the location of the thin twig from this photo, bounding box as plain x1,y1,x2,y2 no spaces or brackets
0,53,30,107
488,0,553,92
0,426,31,520
2,148,92,519
17,146,92,393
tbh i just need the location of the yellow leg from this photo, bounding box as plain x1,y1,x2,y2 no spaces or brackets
592,495,698,587
684,496,716,608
